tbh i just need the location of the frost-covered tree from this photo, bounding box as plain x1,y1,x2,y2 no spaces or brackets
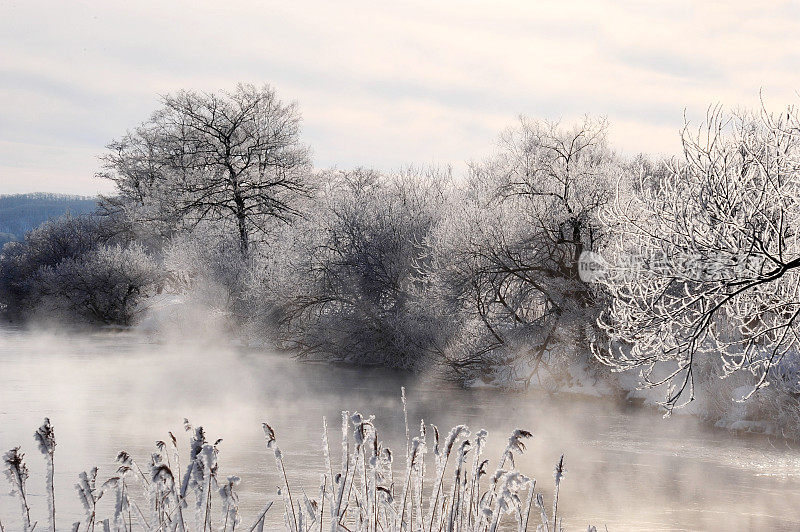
265,167,449,368
160,222,252,315
432,117,619,385
99,83,312,255
597,104,800,410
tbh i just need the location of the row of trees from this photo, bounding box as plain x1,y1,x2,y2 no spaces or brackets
3,84,800,424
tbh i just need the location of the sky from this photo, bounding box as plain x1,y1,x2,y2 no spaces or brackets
1,0,799,195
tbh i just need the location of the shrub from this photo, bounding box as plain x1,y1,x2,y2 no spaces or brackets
0,215,161,325
36,242,162,325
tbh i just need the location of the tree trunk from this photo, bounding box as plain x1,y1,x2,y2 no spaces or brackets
231,176,249,256
236,207,248,256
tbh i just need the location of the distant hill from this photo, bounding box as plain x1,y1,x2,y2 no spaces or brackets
0,193,98,247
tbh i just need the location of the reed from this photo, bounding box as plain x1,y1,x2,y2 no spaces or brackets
34,417,57,532
3,447,32,531
2,391,586,531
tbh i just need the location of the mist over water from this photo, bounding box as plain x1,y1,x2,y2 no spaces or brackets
1,327,799,531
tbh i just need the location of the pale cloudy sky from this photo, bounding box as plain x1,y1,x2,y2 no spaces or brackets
1,0,799,194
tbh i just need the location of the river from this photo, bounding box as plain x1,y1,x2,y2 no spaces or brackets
0,327,799,530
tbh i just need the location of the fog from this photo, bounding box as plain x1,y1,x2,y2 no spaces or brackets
1,327,799,530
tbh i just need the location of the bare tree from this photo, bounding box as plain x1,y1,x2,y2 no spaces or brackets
264,167,449,368
99,83,312,254
432,117,618,385
597,103,800,410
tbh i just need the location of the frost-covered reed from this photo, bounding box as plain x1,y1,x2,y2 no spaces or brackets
3,447,31,531
34,417,57,532
2,391,583,531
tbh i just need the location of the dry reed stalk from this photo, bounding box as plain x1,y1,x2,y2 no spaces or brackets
3,447,31,532
0,394,584,532
34,418,56,532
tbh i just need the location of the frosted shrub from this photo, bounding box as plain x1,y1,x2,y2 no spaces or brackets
36,242,162,325
161,226,250,309
269,167,450,369
0,215,100,317
0,214,162,326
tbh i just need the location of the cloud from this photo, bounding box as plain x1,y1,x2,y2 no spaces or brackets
1,0,798,194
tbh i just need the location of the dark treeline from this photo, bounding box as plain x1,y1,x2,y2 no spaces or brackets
0,193,97,246
3,83,800,434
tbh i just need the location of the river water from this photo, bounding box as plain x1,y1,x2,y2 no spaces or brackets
1,327,799,530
